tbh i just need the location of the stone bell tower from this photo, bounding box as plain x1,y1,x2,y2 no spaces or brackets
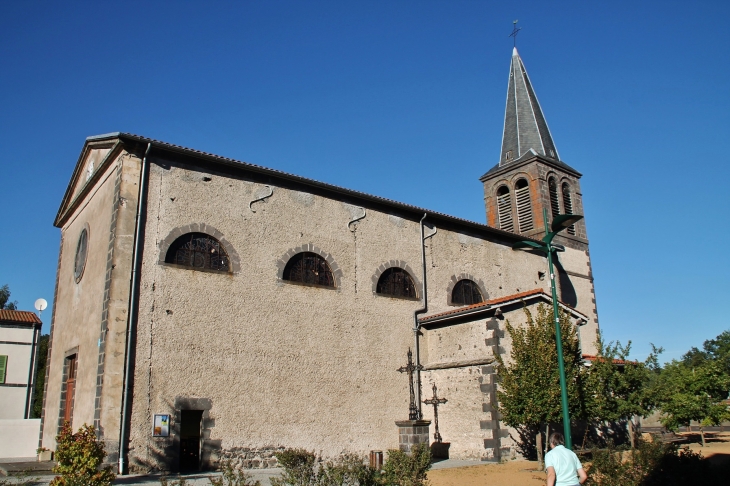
481,47,587,247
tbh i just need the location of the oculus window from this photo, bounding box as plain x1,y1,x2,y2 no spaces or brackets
74,227,88,282
165,233,230,272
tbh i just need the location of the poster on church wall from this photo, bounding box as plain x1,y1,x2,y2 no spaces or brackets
153,414,170,437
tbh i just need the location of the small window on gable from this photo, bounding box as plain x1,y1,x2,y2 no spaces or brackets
451,280,483,306
561,182,576,235
165,233,230,272
377,268,417,300
504,150,513,162
283,252,335,288
548,176,560,218
496,186,513,232
515,178,534,232
0,355,7,384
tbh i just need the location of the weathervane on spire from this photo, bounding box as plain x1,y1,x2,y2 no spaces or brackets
509,20,521,47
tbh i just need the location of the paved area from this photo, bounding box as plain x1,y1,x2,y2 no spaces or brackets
0,457,487,484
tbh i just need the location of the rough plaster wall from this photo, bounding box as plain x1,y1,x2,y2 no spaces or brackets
120,158,600,469
43,159,118,449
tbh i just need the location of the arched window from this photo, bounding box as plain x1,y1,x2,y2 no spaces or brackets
561,182,576,235
515,178,533,232
451,279,483,306
283,252,335,288
496,186,513,232
377,268,417,299
548,176,560,218
165,233,230,271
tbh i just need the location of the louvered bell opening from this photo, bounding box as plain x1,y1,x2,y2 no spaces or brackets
515,179,533,233
548,177,560,218
562,183,576,235
496,186,513,232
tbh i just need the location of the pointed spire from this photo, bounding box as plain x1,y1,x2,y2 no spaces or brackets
499,48,559,166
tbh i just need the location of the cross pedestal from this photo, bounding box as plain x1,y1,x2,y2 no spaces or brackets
395,420,431,453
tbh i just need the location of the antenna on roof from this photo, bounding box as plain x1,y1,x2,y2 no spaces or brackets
509,20,521,48
34,298,47,319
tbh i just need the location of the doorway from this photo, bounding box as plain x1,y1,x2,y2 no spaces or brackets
179,410,203,471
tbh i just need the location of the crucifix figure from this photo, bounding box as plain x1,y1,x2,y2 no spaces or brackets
509,20,521,47
397,348,423,420
423,383,448,442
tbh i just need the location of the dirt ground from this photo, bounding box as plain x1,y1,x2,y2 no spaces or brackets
427,432,730,486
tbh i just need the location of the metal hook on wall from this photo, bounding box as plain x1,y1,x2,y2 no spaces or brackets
347,206,366,231
249,185,273,213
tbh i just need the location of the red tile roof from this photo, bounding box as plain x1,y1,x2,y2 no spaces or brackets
419,288,546,322
582,355,634,366
0,309,42,325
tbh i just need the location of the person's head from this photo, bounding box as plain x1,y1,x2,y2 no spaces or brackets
549,432,565,449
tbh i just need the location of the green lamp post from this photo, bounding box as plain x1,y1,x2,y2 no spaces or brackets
513,208,584,450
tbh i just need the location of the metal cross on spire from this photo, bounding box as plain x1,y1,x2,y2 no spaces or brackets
423,383,448,443
397,348,423,421
509,20,521,47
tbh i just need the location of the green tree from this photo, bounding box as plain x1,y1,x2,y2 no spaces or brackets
585,335,662,447
652,359,730,446
0,284,18,310
32,334,50,418
682,330,730,375
496,304,587,466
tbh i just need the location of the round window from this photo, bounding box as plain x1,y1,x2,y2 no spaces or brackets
74,228,88,282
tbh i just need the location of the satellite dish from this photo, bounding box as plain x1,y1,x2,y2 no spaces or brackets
35,298,48,312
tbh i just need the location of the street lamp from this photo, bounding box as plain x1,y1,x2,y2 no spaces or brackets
513,209,584,450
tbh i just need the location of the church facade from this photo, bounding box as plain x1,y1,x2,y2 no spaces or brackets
41,48,599,472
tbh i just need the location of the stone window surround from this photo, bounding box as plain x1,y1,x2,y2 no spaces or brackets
276,244,343,290
74,223,90,284
371,260,422,300
58,347,79,433
158,223,241,274
446,274,489,307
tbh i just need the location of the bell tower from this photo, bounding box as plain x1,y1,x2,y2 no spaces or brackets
481,48,587,246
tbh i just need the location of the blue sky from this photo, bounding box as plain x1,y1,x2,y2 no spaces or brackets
1,1,728,362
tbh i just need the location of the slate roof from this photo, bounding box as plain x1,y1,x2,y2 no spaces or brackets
0,309,42,325
497,48,560,168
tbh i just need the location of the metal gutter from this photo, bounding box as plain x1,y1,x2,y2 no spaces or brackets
118,142,151,474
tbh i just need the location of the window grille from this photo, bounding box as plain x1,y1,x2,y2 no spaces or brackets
165,233,231,272
548,177,560,218
283,252,335,288
561,182,576,235
377,268,417,299
515,179,534,232
496,186,513,232
451,280,483,306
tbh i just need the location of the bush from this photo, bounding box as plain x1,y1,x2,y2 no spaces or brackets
585,439,730,486
209,459,261,486
270,449,318,486
317,453,379,486
381,444,431,486
160,476,188,486
50,422,115,486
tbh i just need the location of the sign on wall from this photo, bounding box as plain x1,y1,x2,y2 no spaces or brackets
153,414,170,437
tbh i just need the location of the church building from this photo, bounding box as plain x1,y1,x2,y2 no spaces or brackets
41,47,599,472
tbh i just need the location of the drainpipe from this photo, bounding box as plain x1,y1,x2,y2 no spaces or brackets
413,213,436,419
119,142,151,475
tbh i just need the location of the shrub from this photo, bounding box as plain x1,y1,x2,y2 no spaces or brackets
209,459,261,486
585,439,730,486
50,422,115,486
380,444,431,486
270,449,318,486
317,453,379,486
160,476,188,486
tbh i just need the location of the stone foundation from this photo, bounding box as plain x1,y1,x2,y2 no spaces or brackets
395,420,431,453
217,446,285,469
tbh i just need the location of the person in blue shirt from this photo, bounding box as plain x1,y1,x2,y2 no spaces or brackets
545,432,587,486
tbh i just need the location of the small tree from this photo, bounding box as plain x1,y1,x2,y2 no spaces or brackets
0,284,18,310
585,335,662,447
652,359,730,446
50,422,115,486
496,304,586,467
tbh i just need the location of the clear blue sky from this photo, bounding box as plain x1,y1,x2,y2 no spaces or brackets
1,1,728,362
